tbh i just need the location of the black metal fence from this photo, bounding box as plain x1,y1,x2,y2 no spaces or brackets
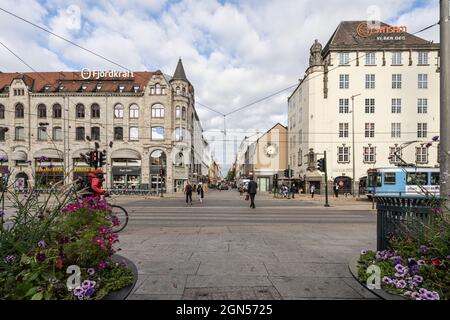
376,197,436,251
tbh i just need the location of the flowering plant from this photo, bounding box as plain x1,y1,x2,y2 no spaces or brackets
0,184,132,300
358,213,450,300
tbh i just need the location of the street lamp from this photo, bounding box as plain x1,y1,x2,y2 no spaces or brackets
350,94,361,198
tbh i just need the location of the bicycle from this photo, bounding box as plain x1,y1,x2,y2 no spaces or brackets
105,194,129,233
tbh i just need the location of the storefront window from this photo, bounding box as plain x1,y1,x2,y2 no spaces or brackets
112,158,141,189
73,158,95,181
35,158,64,188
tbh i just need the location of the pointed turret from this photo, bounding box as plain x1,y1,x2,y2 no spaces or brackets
172,58,188,82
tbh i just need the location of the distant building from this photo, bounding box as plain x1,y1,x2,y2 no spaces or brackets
0,59,209,194
288,21,440,194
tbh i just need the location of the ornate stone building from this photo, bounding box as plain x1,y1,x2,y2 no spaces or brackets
0,59,210,194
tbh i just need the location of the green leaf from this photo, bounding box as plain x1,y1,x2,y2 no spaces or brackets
31,292,43,300
25,287,38,297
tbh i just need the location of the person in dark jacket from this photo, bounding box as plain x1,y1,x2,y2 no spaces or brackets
197,182,204,203
185,182,193,205
247,177,258,209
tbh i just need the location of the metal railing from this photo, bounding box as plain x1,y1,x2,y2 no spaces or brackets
376,197,436,251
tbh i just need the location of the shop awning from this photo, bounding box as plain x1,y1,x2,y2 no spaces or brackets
111,149,141,160
72,148,92,158
11,151,27,161
0,150,7,161
33,149,64,159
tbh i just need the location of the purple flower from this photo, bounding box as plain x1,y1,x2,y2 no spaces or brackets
73,286,84,297
407,258,417,265
82,280,96,289
411,292,421,300
361,250,367,255
84,287,95,297
410,265,419,274
4,255,16,264
87,268,96,276
419,245,428,256
417,260,426,266
395,280,407,289
36,253,46,262
413,275,423,284
382,276,393,284
38,240,46,248
391,256,403,265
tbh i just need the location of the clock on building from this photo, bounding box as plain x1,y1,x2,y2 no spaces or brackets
264,143,279,158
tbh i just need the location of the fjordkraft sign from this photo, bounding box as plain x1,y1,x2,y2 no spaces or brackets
357,22,407,38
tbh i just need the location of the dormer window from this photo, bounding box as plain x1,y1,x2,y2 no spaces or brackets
118,85,125,93
96,84,102,92
133,85,140,93
80,85,87,92
59,85,65,92
44,85,51,92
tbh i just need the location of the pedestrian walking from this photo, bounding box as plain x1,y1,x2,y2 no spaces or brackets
334,183,339,198
197,182,204,203
247,176,258,209
185,181,193,205
310,184,316,198
290,184,296,199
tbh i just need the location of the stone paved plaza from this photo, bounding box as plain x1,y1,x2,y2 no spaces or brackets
113,190,379,300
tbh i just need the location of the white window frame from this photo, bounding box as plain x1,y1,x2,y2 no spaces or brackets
389,147,402,164
151,126,165,141
392,74,402,89
339,52,350,65
339,74,349,89
339,123,349,138
391,98,401,113
365,52,376,65
339,98,349,113
391,123,401,138
418,52,429,65
363,146,376,163
417,123,427,138
418,98,428,114
129,127,139,141
365,74,375,89
392,52,402,65
365,123,375,138
337,146,350,163
416,147,428,164
365,98,375,114
418,74,428,89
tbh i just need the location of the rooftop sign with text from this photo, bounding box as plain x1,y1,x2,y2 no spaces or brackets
357,22,407,40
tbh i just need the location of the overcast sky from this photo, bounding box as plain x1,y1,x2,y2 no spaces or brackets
0,0,441,172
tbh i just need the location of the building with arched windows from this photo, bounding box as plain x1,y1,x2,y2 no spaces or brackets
0,59,211,194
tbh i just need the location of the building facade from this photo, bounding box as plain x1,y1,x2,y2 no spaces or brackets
237,123,288,192
288,21,440,194
0,59,210,194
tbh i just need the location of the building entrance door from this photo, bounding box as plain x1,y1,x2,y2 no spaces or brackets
258,177,269,192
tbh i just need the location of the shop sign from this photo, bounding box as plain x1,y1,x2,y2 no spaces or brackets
112,167,141,175
357,22,407,40
74,167,96,173
36,167,64,173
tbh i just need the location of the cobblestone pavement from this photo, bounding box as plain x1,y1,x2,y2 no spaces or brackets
112,190,378,300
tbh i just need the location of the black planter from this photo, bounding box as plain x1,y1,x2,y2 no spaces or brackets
348,256,406,300
103,255,138,300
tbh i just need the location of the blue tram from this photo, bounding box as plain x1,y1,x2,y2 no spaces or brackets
366,167,440,198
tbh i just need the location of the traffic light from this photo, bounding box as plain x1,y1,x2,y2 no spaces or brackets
99,151,107,167
274,174,278,181
284,169,289,178
317,158,326,172
290,169,294,178
91,151,99,168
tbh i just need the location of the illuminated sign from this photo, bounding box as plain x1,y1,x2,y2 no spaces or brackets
357,22,407,38
36,167,64,173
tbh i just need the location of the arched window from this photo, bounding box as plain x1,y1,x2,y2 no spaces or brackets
76,104,85,118
0,104,5,119
155,83,161,95
53,127,62,141
37,104,47,118
182,107,186,120
151,104,164,118
175,106,181,119
129,104,139,118
53,104,62,118
114,104,124,118
91,104,100,118
15,103,24,119
75,127,85,141
114,127,124,141
182,87,186,96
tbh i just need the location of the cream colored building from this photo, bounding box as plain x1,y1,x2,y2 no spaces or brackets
288,21,440,194
0,59,209,194
238,123,288,192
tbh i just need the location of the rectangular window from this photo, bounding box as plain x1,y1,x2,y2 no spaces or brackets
407,172,428,185
339,52,350,65
365,52,376,65
339,74,349,89
75,127,85,141
0,128,4,141
365,123,375,138
418,74,428,89
91,127,100,141
53,127,62,141
363,146,376,163
417,123,427,138
339,98,349,113
15,127,25,141
384,173,396,185
339,123,349,138
389,147,402,164
392,52,402,65
391,123,401,138
392,74,402,89
37,127,47,141
418,52,429,65
114,127,124,141
365,74,375,89
365,98,375,113
151,127,165,140
431,172,439,185
418,98,428,114
391,98,402,113
337,146,350,163
129,127,139,141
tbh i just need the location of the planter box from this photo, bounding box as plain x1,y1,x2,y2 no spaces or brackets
103,255,138,300
348,256,406,300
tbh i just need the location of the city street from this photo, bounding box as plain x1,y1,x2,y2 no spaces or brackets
115,190,378,300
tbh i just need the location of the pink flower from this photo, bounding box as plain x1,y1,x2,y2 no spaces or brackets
97,261,107,270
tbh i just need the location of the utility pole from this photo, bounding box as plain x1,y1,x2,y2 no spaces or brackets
351,94,361,198
324,151,330,207
440,0,450,201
